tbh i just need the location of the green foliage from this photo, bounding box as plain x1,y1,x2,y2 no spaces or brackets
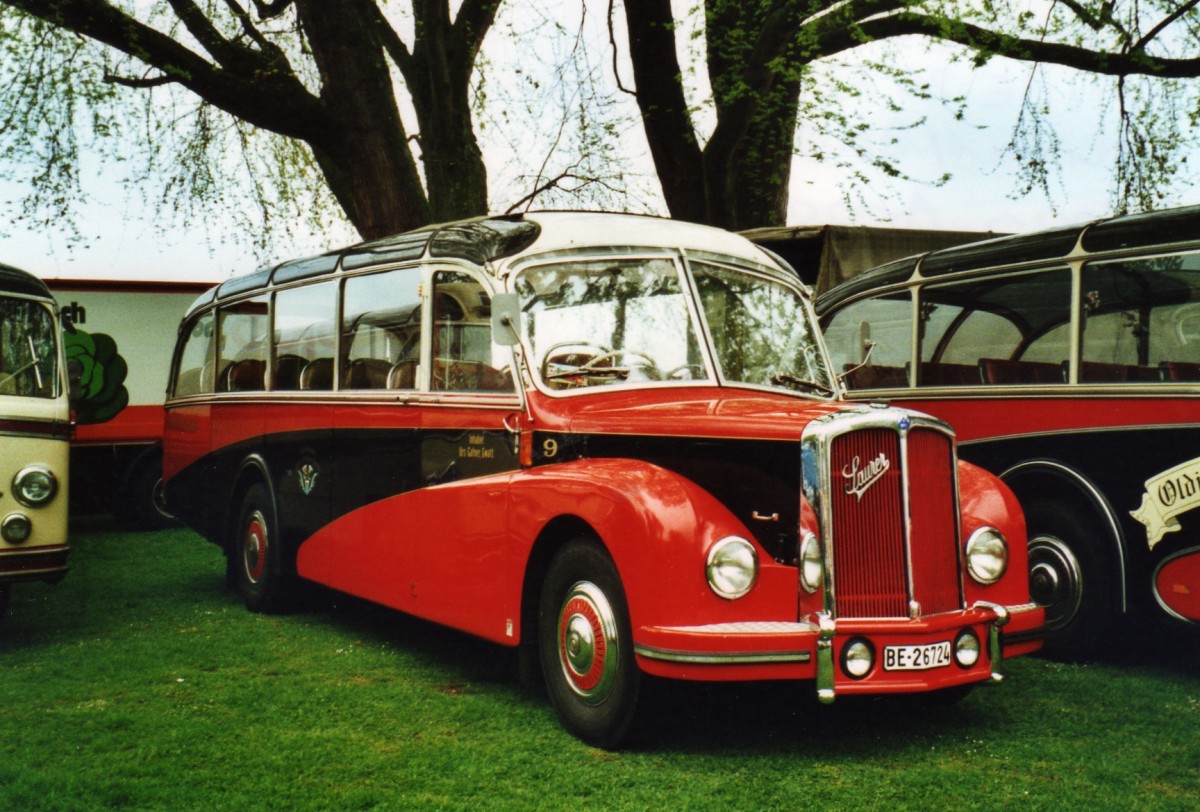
2,524,1200,810
0,5,349,259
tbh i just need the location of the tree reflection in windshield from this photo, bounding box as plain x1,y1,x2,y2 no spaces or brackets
693,262,833,394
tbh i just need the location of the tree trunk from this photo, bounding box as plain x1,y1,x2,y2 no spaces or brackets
296,0,431,239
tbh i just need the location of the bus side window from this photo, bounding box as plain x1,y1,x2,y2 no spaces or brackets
274,283,335,391
173,311,216,397
341,267,423,391
431,271,514,392
216,299,268,393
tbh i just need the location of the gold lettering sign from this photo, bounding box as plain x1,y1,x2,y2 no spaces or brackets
1131,455,1200,549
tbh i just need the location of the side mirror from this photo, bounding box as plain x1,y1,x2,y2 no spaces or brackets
67,357,83,402
491,293,521,347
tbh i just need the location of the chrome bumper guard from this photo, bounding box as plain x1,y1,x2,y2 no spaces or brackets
814,601,1012,704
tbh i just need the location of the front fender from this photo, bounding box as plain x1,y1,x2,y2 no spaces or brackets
511,458,800,632
958,459,1032,610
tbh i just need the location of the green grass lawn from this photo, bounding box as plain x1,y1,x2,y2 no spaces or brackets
2,521,1199,811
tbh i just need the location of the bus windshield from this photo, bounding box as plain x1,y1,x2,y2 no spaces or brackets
515,257,833,396
0,296,58,398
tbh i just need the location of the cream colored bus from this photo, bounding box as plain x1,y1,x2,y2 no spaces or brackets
0,263,70,619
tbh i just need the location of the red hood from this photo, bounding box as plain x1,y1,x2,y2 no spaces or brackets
527,387,845,441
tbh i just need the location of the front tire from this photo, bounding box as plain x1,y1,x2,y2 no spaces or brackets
539,539,640,749
231,483,293,613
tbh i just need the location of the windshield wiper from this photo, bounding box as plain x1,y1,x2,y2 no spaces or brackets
770,372,835,396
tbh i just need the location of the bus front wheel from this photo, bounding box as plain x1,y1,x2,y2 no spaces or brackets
538,538,640,749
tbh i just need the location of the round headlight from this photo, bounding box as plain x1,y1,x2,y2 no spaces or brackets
954,629,982,668
2,513,32,544
706,536,759,600
965,526,1008,584
13,465,57,507
842,638,874,679
799,531,823,594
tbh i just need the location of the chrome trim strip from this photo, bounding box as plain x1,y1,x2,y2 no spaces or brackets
0,545,69,559
634,644,811,665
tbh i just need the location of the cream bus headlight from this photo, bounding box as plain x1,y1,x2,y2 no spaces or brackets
799,531,823,594
706,536,759,600
13,465,57,507
2,513,32,544
965,527,1008,584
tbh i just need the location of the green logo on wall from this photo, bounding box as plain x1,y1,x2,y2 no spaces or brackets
64,330,129,424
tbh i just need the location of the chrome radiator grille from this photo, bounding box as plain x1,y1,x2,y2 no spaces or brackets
820,419,962,619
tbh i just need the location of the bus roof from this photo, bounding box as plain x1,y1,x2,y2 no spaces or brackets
0,262,53,300
816,203,1200,311
194,211,788,314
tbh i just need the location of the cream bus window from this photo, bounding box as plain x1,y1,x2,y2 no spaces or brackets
0,297,58,398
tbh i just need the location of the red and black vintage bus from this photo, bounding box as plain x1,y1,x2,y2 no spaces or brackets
163,212,1042,746
818,204,1200,655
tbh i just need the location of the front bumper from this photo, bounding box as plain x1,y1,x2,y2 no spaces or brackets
0,543,70,584
634,601,1043,700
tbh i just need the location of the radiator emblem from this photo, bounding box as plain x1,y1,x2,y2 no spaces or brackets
842,452,890,501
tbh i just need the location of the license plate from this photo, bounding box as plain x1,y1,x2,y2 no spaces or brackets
882,641,952,671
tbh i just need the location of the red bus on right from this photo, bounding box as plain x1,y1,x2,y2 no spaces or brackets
816,204,1200,654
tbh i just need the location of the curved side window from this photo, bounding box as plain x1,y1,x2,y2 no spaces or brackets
919,268,1071,386
823,292,912,389
172,311,215,398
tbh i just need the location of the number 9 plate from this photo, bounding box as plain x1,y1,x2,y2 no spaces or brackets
882,641,952,671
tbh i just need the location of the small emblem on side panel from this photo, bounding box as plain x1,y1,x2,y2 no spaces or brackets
298,463,318,496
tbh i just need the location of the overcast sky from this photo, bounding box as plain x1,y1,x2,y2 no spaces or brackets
0,17,1191,284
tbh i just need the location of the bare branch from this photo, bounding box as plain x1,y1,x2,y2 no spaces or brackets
857,12,1200,79
607,0,633,96
104,70,175,88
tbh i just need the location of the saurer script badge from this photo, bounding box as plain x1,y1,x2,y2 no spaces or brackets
1131,455,1200,549
842,452,890,501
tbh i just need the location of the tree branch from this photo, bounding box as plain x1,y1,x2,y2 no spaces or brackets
857,11,1200,78
3,0,327,138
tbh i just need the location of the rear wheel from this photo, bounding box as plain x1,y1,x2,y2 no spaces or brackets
120,457,174,530
1025,500,1114,658
231,483,293,613
539,539,639,749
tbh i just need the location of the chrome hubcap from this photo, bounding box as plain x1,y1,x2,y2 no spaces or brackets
557,581,619,705
1028,535,1083,631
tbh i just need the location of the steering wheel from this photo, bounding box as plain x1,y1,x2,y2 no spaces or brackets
579,350,660,380
540,342,611,381
664,363,706,381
